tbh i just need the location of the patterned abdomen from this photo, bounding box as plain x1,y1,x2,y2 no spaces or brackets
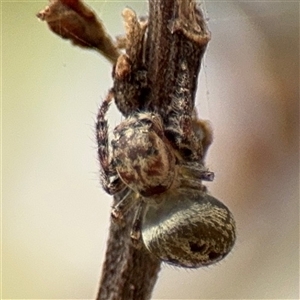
142,188,236,268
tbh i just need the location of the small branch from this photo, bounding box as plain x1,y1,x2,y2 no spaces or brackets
37,1,210,299
96,191,161,300
146,0,210,112
98,2,210,299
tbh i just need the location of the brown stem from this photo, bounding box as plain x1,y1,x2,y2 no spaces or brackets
97,1,210,299
96,191,161,300
146,0,210,113
37,1,210,299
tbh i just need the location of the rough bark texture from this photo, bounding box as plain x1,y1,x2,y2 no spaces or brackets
96,191,161,300
146,0,210,113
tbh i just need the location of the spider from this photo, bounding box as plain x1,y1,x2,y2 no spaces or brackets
96,8,236,268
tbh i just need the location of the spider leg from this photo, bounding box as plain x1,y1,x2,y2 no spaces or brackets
130,200,146,248
179,162,213,195
179,174,211,194
111,188,137,222
96,89,124,195
181,163,214,182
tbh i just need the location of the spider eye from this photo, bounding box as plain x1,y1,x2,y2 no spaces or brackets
141,189,236,268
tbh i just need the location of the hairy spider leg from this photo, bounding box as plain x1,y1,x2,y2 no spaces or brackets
130,200,146,248
181,163,214,182
96,89,124,195
111,189,137,222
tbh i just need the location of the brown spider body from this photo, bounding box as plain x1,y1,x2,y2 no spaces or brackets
112,112,176,197
96,7,236,268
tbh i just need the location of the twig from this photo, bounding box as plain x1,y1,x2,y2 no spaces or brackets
37,0,210,299
98,2,210,298
96,190,161,300
99,2,210,298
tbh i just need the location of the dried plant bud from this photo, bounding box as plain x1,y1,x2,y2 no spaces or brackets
121,8,147,65
142,189,236,268
37,0,120,63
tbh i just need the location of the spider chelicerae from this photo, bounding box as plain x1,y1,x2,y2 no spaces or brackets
96,7,236,268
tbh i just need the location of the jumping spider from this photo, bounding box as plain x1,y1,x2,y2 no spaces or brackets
96,7,236,268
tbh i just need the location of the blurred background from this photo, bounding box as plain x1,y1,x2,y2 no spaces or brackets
2,0,299,299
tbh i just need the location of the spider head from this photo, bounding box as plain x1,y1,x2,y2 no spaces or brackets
111,112,176,197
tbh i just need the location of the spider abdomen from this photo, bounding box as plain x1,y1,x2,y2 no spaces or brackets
142,188,236,268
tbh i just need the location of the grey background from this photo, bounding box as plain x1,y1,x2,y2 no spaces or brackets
2,0,299,299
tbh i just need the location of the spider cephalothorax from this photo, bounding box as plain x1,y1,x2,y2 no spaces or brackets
111,112,176,197
96,7,236,268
